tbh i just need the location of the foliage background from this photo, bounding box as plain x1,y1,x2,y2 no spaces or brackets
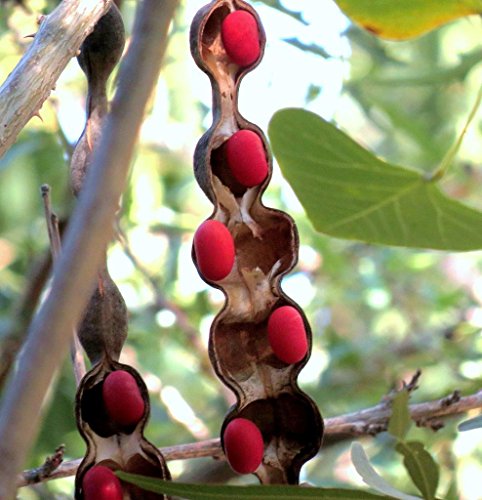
0,0,481,498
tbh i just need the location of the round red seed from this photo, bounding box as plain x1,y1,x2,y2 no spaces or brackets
225,130,268,187
102,370,145,429
267,306,308,364
193,220,235,281
221,10,261,67
82,465,123,500
223,418,264,474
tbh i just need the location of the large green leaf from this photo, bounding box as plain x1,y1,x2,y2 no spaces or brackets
388,390,411,441
116,473,391,499
334,0,482,40
395,442,440,500
268,109,482,251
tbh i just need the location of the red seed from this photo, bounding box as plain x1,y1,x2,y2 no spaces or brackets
82,465,123,500
102,370,145,429
267,306,308,364
221,10,261,67
193,220,235,281
225,130,268,187
223,418,264,474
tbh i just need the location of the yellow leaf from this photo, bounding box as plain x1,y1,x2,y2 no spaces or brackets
335,0,482,39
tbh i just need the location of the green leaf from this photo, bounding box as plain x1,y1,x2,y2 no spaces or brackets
268,108,482,251
388,390,411,440
351,443,422,500
116,473,390,499
458,415,482,431
395,441,440,500
333,0,482,40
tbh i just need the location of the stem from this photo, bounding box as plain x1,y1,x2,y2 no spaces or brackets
17,388,482,487
0,0,179,497
41,185,87,386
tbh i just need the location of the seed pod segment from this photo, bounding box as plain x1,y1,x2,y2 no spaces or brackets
82,465,123,500
223,418,264,474
268,306,308,364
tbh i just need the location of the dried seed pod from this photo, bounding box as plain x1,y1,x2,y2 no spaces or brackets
72,6,170,497
77,266,128,365
71,4,125,196
190,0,323,484
75,360,171,499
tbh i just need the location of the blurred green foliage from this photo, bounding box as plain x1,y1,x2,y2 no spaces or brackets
0,0,481,498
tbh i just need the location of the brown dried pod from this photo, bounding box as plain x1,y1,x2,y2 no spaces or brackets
75,359,171,499
77,264,127,365
190,0,323,484
71,3,126,196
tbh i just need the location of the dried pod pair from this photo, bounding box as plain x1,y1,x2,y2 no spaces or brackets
190,0,323,484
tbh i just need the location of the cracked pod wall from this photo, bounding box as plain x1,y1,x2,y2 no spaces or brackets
190,0,323,484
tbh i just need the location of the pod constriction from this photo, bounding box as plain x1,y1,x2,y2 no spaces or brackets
190,0,323,484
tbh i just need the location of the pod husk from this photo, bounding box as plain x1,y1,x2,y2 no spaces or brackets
190,0,323,485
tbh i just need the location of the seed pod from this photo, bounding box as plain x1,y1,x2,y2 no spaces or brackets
78,266,128,365
71,4,125,196
75,360,171,499
190,0,323,485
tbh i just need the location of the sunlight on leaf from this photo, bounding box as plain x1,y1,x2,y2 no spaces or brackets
268,109,482,251
334,0,482,40
351,443,422,500
395,441,440,500
116,472,389,499
388,390,411,440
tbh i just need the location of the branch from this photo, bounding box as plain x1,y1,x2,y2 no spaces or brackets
0,0,179,497
17,388,482,487
0,0,112,159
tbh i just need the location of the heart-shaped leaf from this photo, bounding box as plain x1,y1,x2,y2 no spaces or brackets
268,108,482,251
334,0,482,40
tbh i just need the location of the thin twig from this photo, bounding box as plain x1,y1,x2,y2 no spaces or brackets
41,184,86,386
16,388,482,487
0,0,180,496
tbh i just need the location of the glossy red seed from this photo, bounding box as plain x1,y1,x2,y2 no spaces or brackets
221,10,261,67
223,418,264,474
82,465,123,500
193,220,235,281
267,306,308,364
102,370,145,428
225,130,268,187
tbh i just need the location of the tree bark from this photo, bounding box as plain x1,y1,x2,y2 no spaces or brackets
0,0,111,159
